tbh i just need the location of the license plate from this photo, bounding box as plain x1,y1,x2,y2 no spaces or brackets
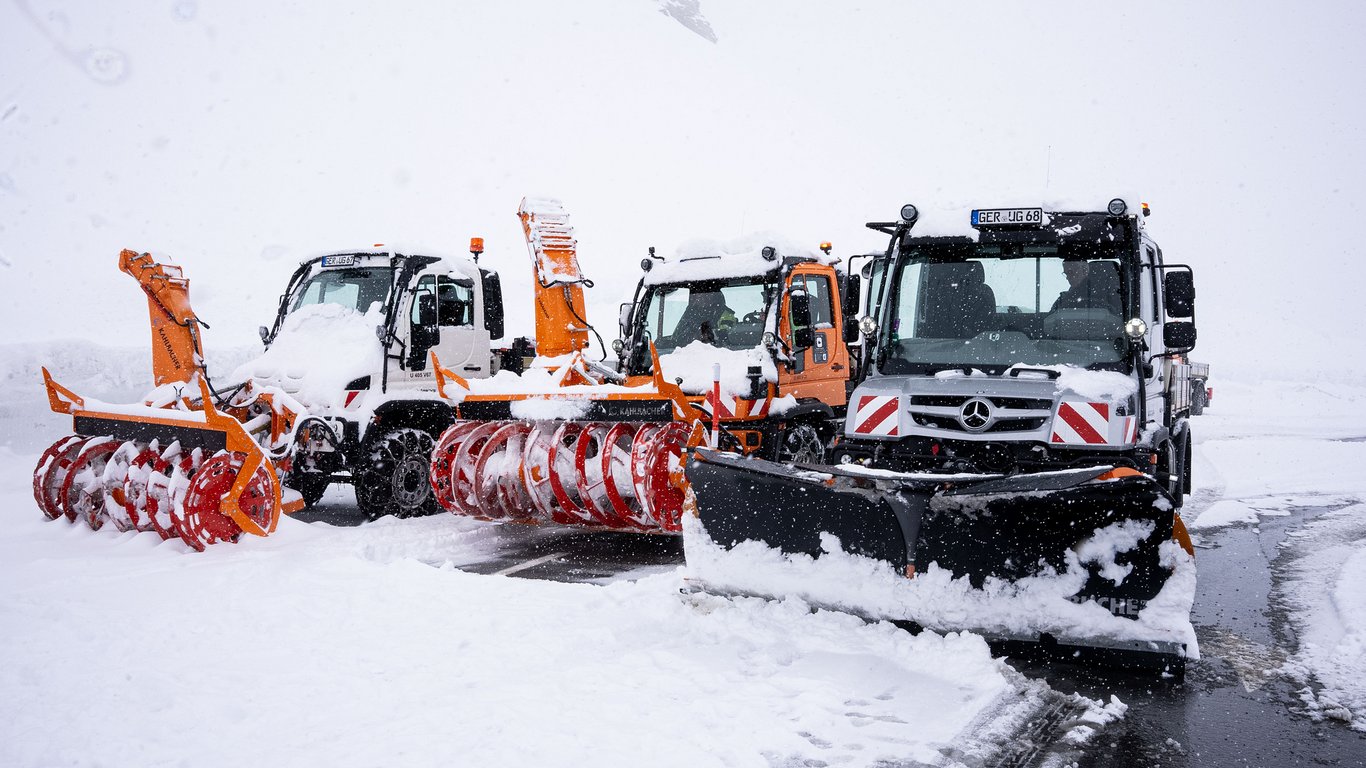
321,254,357,267
972,208,1044,227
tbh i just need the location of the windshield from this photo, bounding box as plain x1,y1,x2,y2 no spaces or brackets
637,277,774,354
882,242,1130,374
290,266,395,315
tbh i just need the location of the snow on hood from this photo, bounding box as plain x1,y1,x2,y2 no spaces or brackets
232,303,383,409
1004,364,1139,403
657,341,776,396
642,231,828,287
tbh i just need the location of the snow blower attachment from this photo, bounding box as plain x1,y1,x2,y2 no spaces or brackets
428,198,861,533
682,201,1203,669
33,250,302,550
428,198,702,531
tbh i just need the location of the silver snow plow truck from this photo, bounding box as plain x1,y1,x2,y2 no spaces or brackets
684,199,1201,673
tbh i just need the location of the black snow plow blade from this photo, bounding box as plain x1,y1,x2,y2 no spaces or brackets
684,449,1193,671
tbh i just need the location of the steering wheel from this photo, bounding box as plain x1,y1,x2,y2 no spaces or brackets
742,310,764,323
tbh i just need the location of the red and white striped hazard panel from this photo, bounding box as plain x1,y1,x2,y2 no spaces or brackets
706,390,736,419
1050,401,1136,446
852,394,900,436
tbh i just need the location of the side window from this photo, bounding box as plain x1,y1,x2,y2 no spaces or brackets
410,275,436,324
1145,245,1160,323
436,276,475,327
791,274,834,328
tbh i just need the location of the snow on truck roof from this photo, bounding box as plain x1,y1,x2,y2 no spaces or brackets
302,246,483,279
642,231,832,286
901,194,1147,239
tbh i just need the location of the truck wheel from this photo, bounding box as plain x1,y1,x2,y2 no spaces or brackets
284,472,330,508
773,422,826,465
356,428,439,521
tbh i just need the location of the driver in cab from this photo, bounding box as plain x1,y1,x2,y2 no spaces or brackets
1051,260,1121,315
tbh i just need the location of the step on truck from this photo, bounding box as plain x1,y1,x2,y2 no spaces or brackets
685,199,1203,672
34,244,506,549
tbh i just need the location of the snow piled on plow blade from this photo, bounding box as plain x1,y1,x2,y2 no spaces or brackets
684,515,1197,658
681,457,1199,661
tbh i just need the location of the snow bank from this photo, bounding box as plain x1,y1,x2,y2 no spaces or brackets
1277,503,1366,732
0,447,1062,767
683,514,1199,657
1201,437,1366,500
643,231,827,286
231,303,384,409
1186,499,1265,530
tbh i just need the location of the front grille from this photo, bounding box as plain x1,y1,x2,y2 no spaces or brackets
912,414,1047,433
905,393,1052,435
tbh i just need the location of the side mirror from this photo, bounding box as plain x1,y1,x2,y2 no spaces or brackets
618,302,633,338
790,289,814,350
480,269,505,339
258,325,270,345
1164,271,1195,318
1164,321,1197,350
416,293,438,326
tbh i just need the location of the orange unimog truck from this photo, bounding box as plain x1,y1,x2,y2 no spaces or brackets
429,198,861,533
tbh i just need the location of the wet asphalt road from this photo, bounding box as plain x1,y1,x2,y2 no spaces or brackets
1046,498,1366,768
296,493,1366,767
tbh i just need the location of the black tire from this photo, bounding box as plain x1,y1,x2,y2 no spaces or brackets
355,428,439,521
772,422,826,465
284,472,330,508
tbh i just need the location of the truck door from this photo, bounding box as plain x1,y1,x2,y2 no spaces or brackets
1140,243,1166,428
394,272,490,390
779,267,850,407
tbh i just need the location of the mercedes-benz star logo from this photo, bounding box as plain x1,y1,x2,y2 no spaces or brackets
959,398,993,432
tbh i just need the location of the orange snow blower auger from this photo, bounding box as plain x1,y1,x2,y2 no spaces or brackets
427,198,706,532
430,344,702,532
32,250,304,551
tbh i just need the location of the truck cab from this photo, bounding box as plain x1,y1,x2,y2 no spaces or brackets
261,247,505,401
614,241,857,461
840,200,1199,505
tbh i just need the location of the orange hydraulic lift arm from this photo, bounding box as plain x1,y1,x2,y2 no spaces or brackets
118,248,207,387
517,197,592,359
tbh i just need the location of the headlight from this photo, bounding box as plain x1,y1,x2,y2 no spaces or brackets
1125,318,1147,338
900,203,919,223
1108,198,1128,216
611,339,625,354
762,332,777,347
859,316,878,336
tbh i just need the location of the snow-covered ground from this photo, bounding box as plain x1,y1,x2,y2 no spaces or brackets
1184,378,1366,732
2,346,1118,767
5,343,1366,763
